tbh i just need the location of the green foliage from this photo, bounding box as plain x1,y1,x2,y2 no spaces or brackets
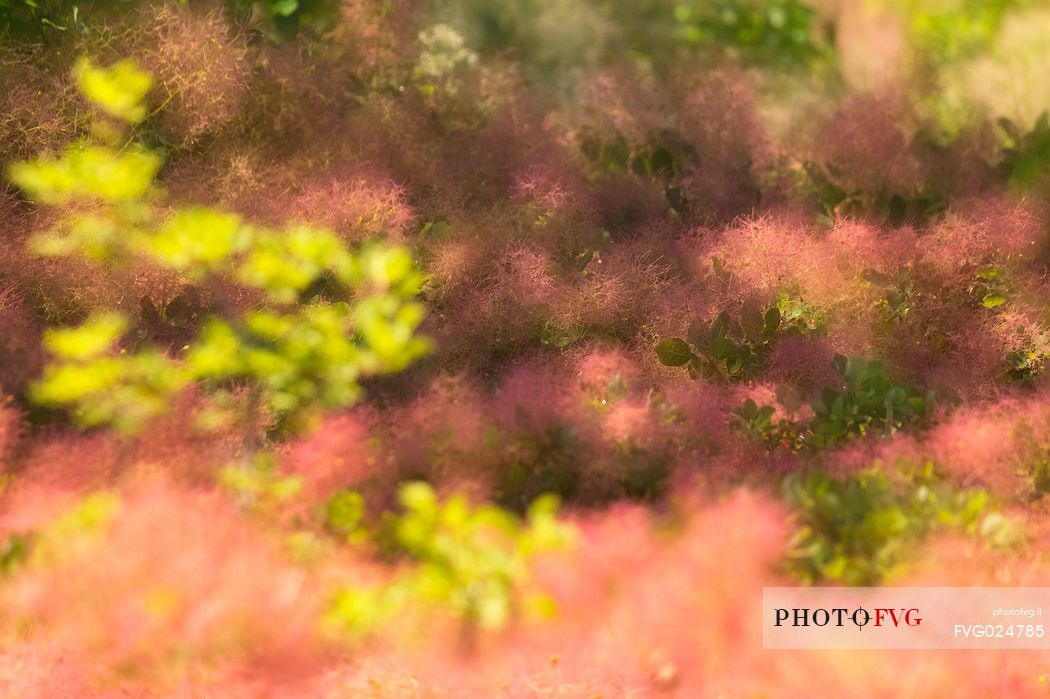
30,490,121,566
579,128,694,217
733,355,934,451
579,128,694,180
656,296,825,382
888,0,1021,66
428,0,608,82
218,455,303,513
809,355,933,446
325,579,410,640
658,305,779,381
537,317,589,350
428,0,834,91
0,532,31,578
673,0,834,68
225,0,337,40
863,267,918,325
967,264,1009,309
32,319,187,428
10,144,161,208
495,418,584,509
802,162,946,228
1029,458,1050,499
1014,411,1050,501
0,491,123,581
393,482,570,628
10,59,429,432
74,57,152,124
326,482,574,640
784,461,1012,585
323,490,366,540
0,0,114,40
142,209,248,278
416,22,479,92
731,396,806,451
31,313,190,430
0,0,334,43
998,111,1050,189
1004,341,1048,384
774,291,829,336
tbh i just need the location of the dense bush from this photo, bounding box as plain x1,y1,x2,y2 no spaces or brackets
731,354,936,451
656,293,827,382
10,59,429,433
782,461,1012,585
0,0,1048,695
326,481,573,646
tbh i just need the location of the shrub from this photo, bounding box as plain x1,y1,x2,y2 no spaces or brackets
967,264,1010,309
672,0,835,69
578,127,695,217
801,160,947,227
783,461,1010,585
891,0,1021,67
730,394,806,452
218,453,303,515
8,58,429,432
656,295,826,382
732,354,935,451
808,355,934,447
998,111,1050,189
325,481,574,647
1004,341,1047,384
0,0,104,40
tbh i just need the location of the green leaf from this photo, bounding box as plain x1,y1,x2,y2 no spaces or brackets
325,490,366,537
775,383,803,413
271,0,300,16
650,147,674,177
686,319,709,348
817,387,839,413
997,117,1021,143
737,398,758,418
398,481,437,513
710,336,737,361
710,311,730,341
831,354,848,378
740,302,765,341
10,145,162,205
975,265,1003,281
16,62,431,434
74,58,153,124
844,356,868,384
981,293,1007,309
763,306,781,336
655,338,695,366
141,208,247,276
43,312,127,360
601,137,630,172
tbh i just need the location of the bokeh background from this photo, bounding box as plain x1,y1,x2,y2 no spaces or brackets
1,0,1050,696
